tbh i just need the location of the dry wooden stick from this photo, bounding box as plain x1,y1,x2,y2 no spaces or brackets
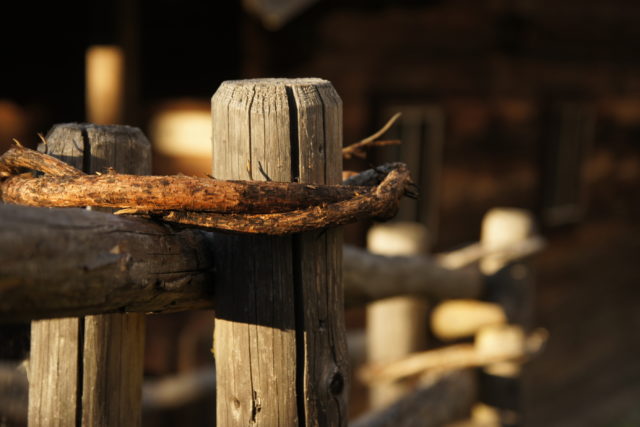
2,174,376,213
0,145,414,234
0,145,379,212
0,145,83,177
342,113,402,159
127,165,411,235
359,328,548,384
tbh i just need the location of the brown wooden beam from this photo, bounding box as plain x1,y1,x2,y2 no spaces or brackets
0,203,215,322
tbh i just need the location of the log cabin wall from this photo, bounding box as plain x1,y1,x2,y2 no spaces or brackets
242,1,640,425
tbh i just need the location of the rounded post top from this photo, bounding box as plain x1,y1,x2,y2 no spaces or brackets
217,77,332,89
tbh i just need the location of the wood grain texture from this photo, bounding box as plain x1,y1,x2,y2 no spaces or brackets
212,78,348,426
28,318,81,426
0,204,215,321
294,80,349,426
212,80,298,427
28,123,150,427
0,216,480,321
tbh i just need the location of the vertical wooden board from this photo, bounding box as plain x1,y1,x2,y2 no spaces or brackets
85,125,151,174
29,123,149,427
212,79,298,426
212,78,347,426
28,318,80,427
365,223,430,409
80,125,149,427
293,84,326,184
81,314,145,426
228,84,255,181
211,82,234,178
250,84,291,182
316,84,343,185
294,81,349,426
29,124,88,427
39,123,87,167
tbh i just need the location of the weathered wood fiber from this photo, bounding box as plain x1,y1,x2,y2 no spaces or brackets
2,173,369,212
212,78,348,426
156,165,409,234
0,204,215,321
0,146,410,234
1,212,483,320
28,318,81,426
28,123,150,427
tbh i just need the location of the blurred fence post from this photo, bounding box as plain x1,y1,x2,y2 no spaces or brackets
366,222,430,408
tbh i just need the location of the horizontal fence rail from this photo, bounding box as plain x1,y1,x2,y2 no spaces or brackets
0,203,544,322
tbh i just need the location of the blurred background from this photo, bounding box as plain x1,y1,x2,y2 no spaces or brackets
1,0,640,426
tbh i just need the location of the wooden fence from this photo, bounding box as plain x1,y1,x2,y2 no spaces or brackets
0,78,544,426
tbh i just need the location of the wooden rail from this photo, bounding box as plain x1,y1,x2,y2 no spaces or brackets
0,204,215,321
0,203,489,322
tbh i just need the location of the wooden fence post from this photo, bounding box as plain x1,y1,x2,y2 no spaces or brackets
473,208,536,427
365,223,430,408
28,124,150,426
211,79,348,426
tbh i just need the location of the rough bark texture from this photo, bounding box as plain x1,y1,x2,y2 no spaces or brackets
351,370,476,427
0,211,483,320
212,78,348,426
1,161,370,214
0,204,215,321
28,123,150,427
155,165,409,234
0,145,411,235
0,145,83,177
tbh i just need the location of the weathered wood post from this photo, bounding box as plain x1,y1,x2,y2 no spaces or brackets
211,79,348,426
28,124,150,426
473,208,536,427
365,222,430,408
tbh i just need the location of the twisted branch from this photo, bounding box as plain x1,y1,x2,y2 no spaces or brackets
0,145,414,235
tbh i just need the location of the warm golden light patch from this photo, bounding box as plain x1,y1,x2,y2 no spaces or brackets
86,45,124,124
